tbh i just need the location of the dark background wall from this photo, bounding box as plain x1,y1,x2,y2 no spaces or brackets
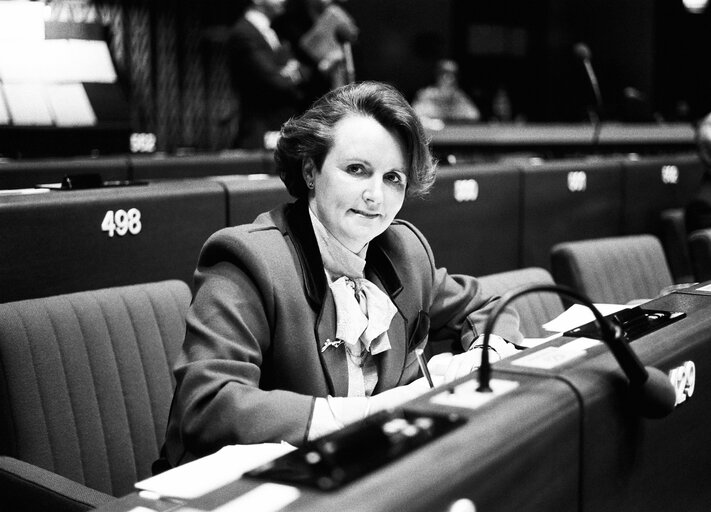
36,0,711,153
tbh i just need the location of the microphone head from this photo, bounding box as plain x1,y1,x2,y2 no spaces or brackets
634,366,677,418
573,42,591,60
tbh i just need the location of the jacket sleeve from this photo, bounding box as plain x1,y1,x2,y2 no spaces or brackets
163,228,314,466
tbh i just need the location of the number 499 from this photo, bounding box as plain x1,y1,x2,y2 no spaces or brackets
101,208,142,237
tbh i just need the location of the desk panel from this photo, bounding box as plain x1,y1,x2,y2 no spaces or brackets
398,163,521,276
0,180,226,302
498,288,711,512
621,152,703,235
114,375,579,512
0,155,130,190
520,158,624,269
212,175,292,226
130,151,273,180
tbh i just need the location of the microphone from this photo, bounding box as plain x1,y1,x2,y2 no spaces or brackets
477,283,677,419
573,42,603,147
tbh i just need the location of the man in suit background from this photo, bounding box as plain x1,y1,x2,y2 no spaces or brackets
227,0,307,149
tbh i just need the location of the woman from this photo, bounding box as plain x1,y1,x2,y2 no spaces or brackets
161,81,522,467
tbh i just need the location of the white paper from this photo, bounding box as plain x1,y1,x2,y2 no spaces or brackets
519,332,564,348
135,442,296,500
512,345,587,370
542,303,630,333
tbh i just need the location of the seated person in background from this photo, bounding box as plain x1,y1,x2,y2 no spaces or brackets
686,112,711,233
227,0,307,149
412,59,481,128
160,81,522,467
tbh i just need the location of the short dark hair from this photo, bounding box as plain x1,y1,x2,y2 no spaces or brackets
275,81,437,199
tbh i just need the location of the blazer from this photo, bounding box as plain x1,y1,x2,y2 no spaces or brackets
162,200,521,466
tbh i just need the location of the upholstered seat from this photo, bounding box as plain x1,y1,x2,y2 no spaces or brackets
551,235,674,304
688,228,711,282
478,267,565,339
0,280,191,511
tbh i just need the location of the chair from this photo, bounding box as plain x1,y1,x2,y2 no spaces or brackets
0,280,191,511
550,235,674,304
659,208,694,284
688,228,711,282
478,267,566,339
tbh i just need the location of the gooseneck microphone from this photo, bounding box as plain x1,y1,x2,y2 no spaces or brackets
477,284,677,419
573,42,603,147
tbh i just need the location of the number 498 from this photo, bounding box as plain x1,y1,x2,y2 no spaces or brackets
101,208,142,237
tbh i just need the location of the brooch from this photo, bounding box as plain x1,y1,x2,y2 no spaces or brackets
321,338,345,352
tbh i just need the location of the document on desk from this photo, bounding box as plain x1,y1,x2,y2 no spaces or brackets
134,442,296,500
541,303,630,333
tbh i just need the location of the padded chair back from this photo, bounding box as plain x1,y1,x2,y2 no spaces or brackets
551,235,674,304
0,280,191,498
478,267,565,339
688,228,711,282
659,208,694,283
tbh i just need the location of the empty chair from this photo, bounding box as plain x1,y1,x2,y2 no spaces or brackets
688,228,711,282
550,235,674,305
0,280,191,511
659,208,694,284
478,267,566,339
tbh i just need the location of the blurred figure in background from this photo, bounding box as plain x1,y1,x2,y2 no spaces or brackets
685,112,711,233
276,0,358,105
412,59,481,129
227,0,307,149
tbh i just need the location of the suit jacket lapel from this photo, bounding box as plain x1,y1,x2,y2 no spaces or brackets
284,201,349,396
282,201,415,396
315,287,349,396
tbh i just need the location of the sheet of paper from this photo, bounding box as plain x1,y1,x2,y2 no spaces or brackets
135,442,296,500
519,332,564,348
541,303,630,333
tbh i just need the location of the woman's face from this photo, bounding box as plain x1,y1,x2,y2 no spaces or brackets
305,114,408,253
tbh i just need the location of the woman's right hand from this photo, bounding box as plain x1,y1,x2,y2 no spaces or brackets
367,376,440,414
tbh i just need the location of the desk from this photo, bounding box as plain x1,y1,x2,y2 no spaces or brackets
429,123,696,159
95,284,711,512
519,157,624,269
0,180,225,302
398,163,521,276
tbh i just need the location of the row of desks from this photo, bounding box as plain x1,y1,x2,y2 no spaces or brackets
0,152,703,303
96,283,711,512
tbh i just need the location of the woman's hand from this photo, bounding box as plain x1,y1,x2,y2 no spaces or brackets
368,376,439,414
427,348,498,383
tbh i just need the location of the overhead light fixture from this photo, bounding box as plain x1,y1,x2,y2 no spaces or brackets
683,0,708,13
